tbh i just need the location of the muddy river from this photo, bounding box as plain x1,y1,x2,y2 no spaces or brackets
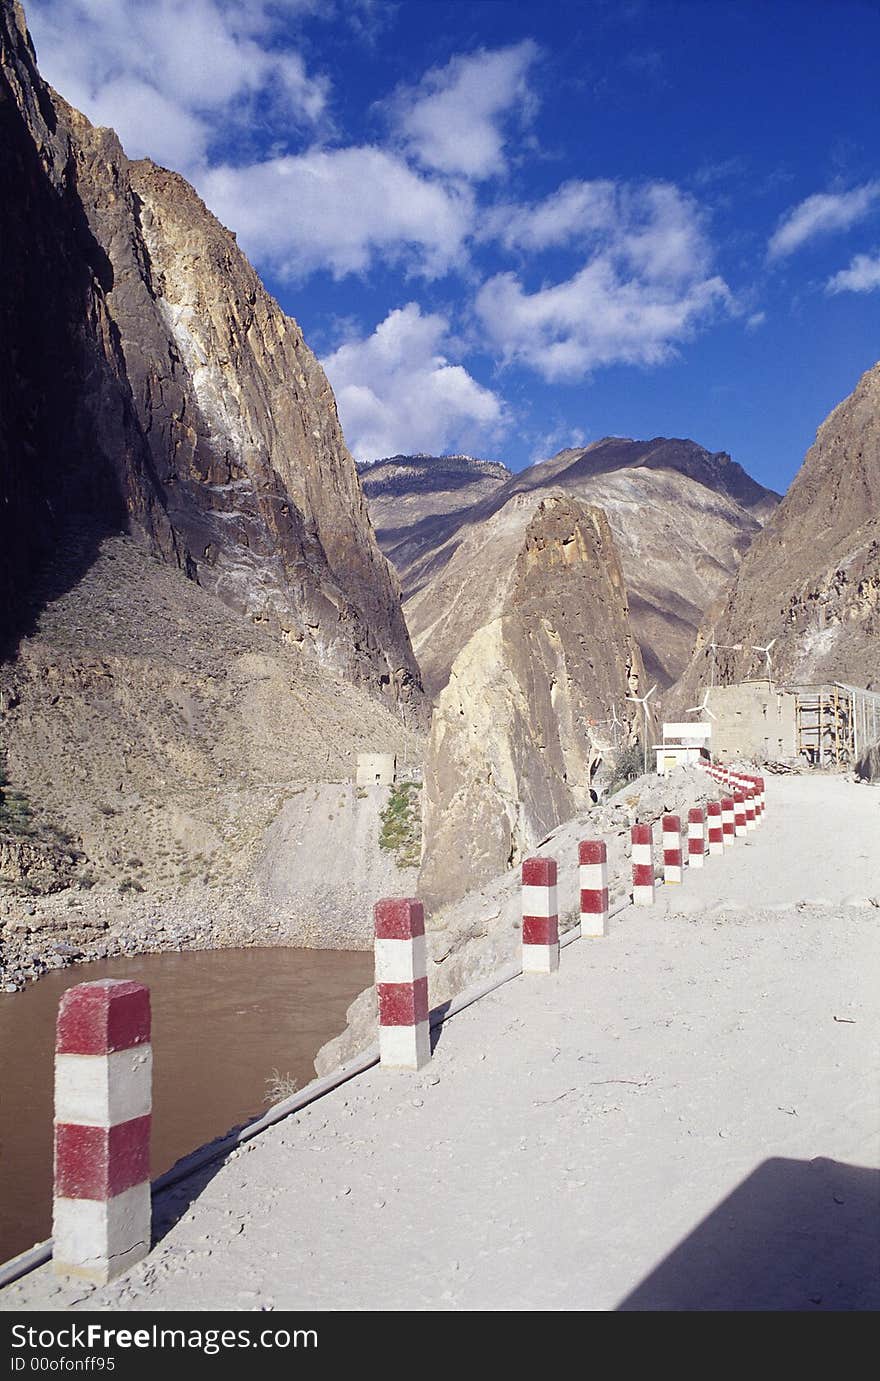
0,947,372,1263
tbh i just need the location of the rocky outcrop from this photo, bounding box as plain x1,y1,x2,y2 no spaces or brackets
0,0,420,711
419,497,646,912
673,360,880,701
359,439,779,697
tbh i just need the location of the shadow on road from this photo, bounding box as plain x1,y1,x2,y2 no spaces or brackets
616,1156,880,1311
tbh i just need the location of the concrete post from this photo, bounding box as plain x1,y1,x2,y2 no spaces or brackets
53,979,152,1283
578,840,609,937
375,898,431,1069
733,790,747,837
721,796,736,844
631,824,655,906
707,801,724,856
521,857,560,974
687,807,705,867
744,788,757,832
662,814,683,884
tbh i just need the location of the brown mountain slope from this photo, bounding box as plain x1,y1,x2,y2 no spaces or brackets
673,360,880,702
364,441,779,697
1,536,422,894
0,0,426,955
419,496,647,912
0,0,420,711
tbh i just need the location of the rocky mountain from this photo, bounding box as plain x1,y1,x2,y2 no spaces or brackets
359,439,779,697
0,0,420,711
419,496,647,912
358,453,511,584
673,360,880,700
0,0,428,961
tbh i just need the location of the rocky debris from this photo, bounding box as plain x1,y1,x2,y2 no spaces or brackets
0,0,421,715
253,781,419,940
0,867,380,993
674,359,880,704
360,440,779,697
0,833,81,894
316,764,720,1074
418,497,647,913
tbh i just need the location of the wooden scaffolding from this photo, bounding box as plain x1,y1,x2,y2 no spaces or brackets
792,682,880,765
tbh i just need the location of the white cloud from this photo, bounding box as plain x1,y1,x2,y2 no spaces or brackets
486,180,713,281
198,148,473,280
322,305,505,461
390,41,540,179
767,181,880,259
483,180,618,251
746,311,766,330
27,0,329,172
475,181,729,380
826,250,880,294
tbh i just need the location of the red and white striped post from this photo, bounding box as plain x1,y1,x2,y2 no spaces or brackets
706,800,724,856
631,824,655,906
733,790,747,838
579,840,609,937
721,796,736,844
53,980,152,1283
521,857,560,974
744,787,757,832
749,777,763,823
757,776,766,819
375,898,431,1069
663,814,683,884
687,807,705,868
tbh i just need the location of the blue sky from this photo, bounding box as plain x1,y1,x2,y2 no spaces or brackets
25,0,880,493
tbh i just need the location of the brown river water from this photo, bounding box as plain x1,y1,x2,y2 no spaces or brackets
0,947,373,1264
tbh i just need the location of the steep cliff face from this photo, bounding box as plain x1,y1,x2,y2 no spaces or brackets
674,361,880,701
419,497,646,912
359,439,778,697
0,0,420,709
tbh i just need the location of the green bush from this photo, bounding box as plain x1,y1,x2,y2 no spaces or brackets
0,750,33,836
607,741,644,794
378,782,422,869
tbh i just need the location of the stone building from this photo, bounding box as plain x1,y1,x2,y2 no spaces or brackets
356,752,396,787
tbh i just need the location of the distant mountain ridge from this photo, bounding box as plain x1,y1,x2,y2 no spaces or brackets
360,438,780,695
358,453,511,496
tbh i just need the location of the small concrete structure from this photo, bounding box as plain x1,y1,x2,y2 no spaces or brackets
654,721,712,777
356,752,396,787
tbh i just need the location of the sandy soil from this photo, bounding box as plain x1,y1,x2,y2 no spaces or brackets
2,774,878,1312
